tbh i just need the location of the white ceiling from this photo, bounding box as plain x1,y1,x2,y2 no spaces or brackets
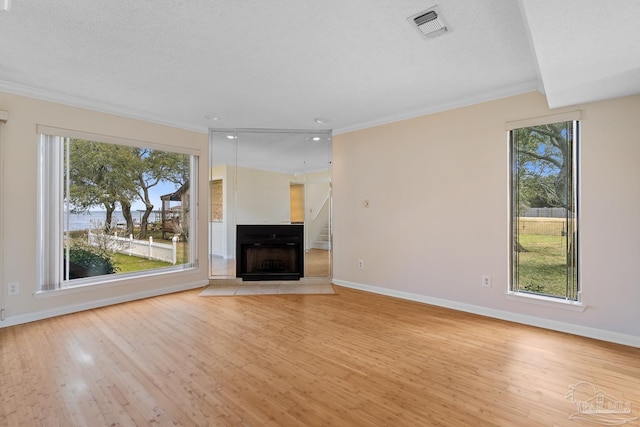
521,0,640,109
0,0,638,134
210,129,332,174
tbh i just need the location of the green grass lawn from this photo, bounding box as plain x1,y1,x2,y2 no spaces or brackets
112,252,172,273
516,234,573,297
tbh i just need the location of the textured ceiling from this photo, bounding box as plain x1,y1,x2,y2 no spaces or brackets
0,0,638,134
521,0,640,109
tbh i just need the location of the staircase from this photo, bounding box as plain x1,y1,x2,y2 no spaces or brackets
312,225,332,250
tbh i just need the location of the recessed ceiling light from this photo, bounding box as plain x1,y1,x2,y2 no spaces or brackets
204,114,219,121
314,118,330,124
312,137,322,141
226,135,237,140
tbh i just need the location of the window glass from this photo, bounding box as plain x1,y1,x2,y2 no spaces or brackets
38,134,195,290
510,121,579,300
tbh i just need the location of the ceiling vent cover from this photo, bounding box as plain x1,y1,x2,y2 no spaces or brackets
408,5,449,39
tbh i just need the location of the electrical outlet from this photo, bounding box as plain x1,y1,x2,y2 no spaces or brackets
482,275,491,288
8,282,19,295
358,259,364,270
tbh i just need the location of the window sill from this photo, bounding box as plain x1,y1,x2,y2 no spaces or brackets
505,291,586,312
34,266,198,299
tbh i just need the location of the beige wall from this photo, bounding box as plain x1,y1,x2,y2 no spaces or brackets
333,91,640,343
4,88,639,344
0,92,209,324
236,166,292,224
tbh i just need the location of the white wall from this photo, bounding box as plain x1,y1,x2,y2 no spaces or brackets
304,171,331,222
0,91,209,325
236,166,292,224
332,91,640,345
303,172,331,250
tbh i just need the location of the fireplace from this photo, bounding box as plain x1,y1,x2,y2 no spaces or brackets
236,224,304,281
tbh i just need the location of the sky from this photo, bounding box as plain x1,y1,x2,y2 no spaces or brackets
130,180,181,212
80,180,181,213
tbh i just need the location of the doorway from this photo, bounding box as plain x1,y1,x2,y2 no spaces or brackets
290,184,304,224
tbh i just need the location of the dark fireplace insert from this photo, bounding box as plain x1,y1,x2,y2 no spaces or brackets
236,224,304,281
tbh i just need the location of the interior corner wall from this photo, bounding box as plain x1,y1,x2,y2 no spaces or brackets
0,91,209,325
332,91,640,343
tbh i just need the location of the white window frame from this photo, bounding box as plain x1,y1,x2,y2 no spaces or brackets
36,125,199,292
506,112,584,309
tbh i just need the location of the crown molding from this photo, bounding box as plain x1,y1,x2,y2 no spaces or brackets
0,80,209,133
333,79,542,135
0,78,543,136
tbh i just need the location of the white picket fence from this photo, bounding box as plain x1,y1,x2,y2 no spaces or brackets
88,231,178,264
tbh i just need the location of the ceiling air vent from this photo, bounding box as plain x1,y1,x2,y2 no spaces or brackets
408,5,449,40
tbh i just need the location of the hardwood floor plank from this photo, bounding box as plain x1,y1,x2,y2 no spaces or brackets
1,285,639,426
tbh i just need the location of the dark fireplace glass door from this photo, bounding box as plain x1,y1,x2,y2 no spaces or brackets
243,245,298,276
236,224,304,281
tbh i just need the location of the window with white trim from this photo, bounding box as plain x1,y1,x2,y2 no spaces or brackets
509,119,579,301
37,127,198,291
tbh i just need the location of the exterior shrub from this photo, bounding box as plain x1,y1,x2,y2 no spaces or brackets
68,246,118,277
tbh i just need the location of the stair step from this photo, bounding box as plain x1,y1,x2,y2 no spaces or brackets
312,223,331,250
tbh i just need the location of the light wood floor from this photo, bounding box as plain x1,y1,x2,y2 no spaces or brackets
1,286,639,426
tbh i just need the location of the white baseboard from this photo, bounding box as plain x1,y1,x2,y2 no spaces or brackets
0,280,208,328
332,279,640,348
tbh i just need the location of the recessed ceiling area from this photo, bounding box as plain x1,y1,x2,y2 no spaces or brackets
520,0,640,109
0,0,638,133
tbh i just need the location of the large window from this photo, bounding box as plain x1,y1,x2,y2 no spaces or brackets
509,119,579,301
37,127,197,291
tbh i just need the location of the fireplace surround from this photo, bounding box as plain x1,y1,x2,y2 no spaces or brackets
236,224,304,281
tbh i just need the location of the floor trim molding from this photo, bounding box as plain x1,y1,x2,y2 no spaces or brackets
332,279,640,348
